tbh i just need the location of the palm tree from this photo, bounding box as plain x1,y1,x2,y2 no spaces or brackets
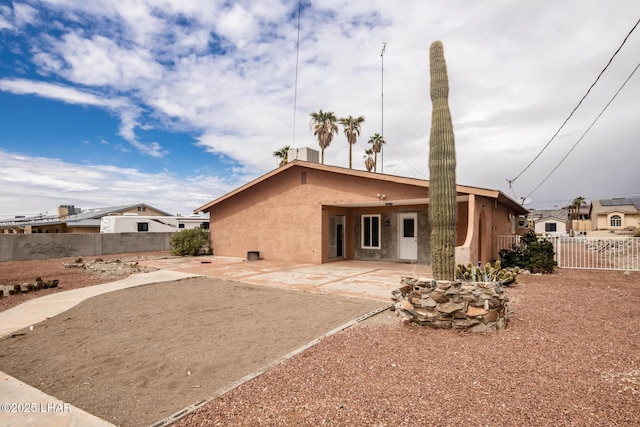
364,148,375,172
309,110,339,164
273,145,290,167
571,196,586,220
338,115,365,169
563,204,574,220
367,133,385,173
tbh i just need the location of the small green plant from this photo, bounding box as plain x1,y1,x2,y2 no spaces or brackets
170,227,212,256
499,230,556,274
456,261,519,286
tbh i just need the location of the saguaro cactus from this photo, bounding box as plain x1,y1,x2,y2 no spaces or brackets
428,40,457,281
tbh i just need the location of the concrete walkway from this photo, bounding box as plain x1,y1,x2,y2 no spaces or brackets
0,269,199,427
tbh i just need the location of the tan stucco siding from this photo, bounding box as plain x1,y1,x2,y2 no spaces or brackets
458,195,518,265
203,164,524,265
208,168,323,263
595,212,640,230
207,166,431,263
307,167,429,203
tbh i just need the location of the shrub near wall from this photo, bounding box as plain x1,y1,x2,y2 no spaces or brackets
170,228,211,256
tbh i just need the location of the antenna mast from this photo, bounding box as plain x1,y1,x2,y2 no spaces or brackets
380,42,387,173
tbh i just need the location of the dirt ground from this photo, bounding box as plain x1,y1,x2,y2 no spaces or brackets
0,267,385,426
0,251,171,313
0,257,639,426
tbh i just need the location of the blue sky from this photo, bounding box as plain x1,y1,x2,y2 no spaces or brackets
0,0,639,217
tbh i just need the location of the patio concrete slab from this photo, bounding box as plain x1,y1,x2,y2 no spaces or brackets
138,256,433,301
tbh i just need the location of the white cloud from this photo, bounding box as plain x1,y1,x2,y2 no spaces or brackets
2,0,640,214
0,6,15,30
215,3,258,47
0,149,243,217
35,32,163,87
12,2,38,27
0,78,121,108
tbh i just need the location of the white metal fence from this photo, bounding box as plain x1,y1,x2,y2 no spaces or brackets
497,235,640,271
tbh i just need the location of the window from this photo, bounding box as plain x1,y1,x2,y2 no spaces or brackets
201,222,210,230
610,215,622,227
403,218,415,238
137,206,146,212
545,223,557,232
137,222,149,232
178,223,185,229
361,214,381,249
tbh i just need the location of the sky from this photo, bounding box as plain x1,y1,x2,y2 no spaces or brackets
0,0,639,218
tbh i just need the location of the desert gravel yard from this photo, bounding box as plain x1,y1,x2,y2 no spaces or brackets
0,256,639,426
174,269,640,427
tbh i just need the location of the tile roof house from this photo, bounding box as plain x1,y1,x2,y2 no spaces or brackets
0,204,171,234
195,160,528,266
530,208,570,236
589,197,640,234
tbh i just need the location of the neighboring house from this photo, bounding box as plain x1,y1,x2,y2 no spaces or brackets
100,215,209,233
195,159,528,265
589,197,640,233
531,209,569,236
0,204,172,234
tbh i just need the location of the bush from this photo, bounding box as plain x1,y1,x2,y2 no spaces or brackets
499,230,556,274
170,227,211,256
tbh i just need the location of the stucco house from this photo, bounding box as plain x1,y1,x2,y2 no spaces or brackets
589,197,640,234
0,203,172,234
531,209,570,236
195,160,528,265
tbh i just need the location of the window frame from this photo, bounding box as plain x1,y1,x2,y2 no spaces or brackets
610,215,622,228
361,214,381,249
137,222,149,232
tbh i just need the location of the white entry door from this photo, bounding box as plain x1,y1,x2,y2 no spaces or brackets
398,212,418,260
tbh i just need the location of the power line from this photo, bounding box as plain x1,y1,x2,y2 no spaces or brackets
524,60,640,200
509,16,640,184
291,0,302,148
380,42,387,173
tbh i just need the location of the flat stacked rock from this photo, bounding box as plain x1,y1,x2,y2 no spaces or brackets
392,277,508,333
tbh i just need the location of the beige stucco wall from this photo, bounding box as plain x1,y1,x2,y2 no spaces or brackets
595,212,640,230
204,165,524,265
456,195,520,266
207,166,432,263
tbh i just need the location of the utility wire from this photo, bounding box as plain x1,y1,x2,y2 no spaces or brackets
524,60,640,200
510,16,640,183
291,0,302,148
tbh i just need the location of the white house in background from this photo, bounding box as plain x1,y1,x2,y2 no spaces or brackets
100,215,209,233
531,209,569,236
0,203,172,234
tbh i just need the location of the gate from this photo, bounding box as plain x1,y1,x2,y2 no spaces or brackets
497,235,640,271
